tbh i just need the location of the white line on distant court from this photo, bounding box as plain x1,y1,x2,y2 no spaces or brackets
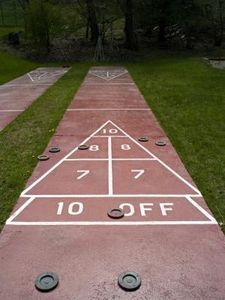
27,72,35,82
0,109,24,112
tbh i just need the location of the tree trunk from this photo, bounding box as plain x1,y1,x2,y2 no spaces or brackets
86,0,99,44
124,0,138,50
158,0,169,47
214,0,224,46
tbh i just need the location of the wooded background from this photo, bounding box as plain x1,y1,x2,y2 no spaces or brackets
0,0,224,60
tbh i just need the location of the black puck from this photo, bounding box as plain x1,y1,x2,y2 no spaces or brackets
155,140,166,146
78,144,89,150
118,271,141,291
35,272,59,292
49,147,60,153
138,137,149,142
107,208,124,219
37,155,49,161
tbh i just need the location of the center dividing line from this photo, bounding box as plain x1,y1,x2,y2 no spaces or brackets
108,137,113,195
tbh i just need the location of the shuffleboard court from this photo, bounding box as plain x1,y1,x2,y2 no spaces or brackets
0,67,69,131
1,67,225,299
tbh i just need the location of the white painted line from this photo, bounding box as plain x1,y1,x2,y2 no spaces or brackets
27,72,35,82
21,120,112,196
67,109,149,111
185,196,217,223
7,221,216,226
0,84,53,87
65,158,156,161
6,196,36,224
108,137,113,195
93,135,125,138
109,121,202,196
22,194,202,198
89,70,128,81
84,83,135,86
0,109,24,112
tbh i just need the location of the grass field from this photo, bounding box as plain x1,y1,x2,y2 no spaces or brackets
0,49,39,84
128,56,225,229
0,52,224,231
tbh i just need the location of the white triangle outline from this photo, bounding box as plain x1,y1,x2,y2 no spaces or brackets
89,70,128,81
27,69,67,82
21,120,201,197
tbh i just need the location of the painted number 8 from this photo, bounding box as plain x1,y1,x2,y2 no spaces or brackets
121,144,131,150
89,145,99,151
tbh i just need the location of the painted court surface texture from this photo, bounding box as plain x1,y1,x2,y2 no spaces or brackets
0,67,69,131
1,67,225,299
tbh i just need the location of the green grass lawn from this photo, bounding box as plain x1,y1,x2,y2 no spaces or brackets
0,49,39,84
127,56,225,229
0,52,224,232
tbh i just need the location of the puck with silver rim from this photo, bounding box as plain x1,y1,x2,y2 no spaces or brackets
37,155,49,161
155,140,166,146
35,272,59,292
118,271,141,291
49,147,60,153
78,144,89,150
107,208,124,219
138,137,149,142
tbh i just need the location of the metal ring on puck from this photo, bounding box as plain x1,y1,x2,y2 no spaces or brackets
155,140,166,146
78,144,89,150
49,147,60,153
118,271,141,291
37,155,49,161
138,137,149,142
107,208,124,219
35,272,59,292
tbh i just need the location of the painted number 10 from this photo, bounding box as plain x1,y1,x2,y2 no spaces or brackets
103,129,118,134
57,202,83,215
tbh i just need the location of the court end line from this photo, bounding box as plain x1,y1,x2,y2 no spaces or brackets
7,221,216,226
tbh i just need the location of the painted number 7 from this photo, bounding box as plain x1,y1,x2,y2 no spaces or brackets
77,170,90,180
131,169,145,179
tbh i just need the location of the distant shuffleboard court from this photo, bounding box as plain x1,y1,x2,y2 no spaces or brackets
0,67,69,131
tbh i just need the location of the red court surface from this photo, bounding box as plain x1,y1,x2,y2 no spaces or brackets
0,67,69,131
1,67,225,299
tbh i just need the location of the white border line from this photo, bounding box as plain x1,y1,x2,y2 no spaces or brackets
65,158,156,161
0,109,24,112
89,70,128,81
21,194,202,198
108,137,113,195
7,221,215,226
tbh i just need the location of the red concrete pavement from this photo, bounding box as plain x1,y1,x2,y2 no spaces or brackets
0,67,225,299
0,67,69,131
